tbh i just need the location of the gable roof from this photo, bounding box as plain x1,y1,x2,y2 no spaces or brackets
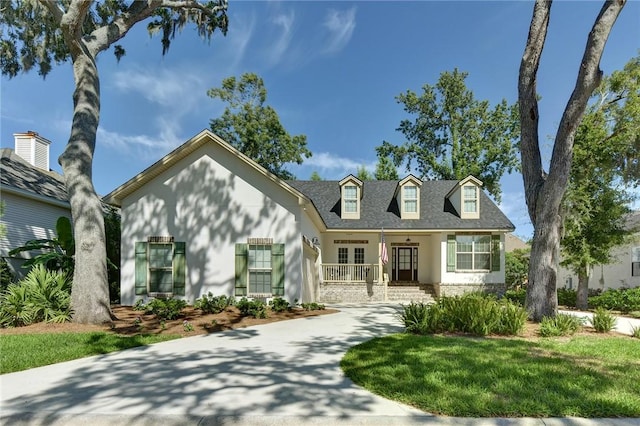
288,179,515,231
104,129,312,208
0,148,69,207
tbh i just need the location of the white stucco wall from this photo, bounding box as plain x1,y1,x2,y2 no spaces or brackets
119,143,305,305
0,191,72,278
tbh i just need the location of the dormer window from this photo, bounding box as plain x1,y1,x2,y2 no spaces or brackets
344,185,358,213
446,175,482,219
404,186,418,213
339,175,363,219
396,175,422,220
463,185,478,214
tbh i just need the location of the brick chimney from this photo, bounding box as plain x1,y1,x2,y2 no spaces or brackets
14,131,51,171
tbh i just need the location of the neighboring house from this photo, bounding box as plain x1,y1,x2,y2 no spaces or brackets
0,132,71,277
104,130,515,306
559,211,640,291
505,233,529,253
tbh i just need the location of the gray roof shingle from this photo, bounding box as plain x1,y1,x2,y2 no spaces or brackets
288,179,515,231
0,148,68,203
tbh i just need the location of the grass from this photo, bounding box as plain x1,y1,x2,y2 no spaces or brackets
0,332,180,374
341,334,640,417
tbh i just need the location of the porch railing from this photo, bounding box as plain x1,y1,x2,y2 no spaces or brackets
321,263,379,283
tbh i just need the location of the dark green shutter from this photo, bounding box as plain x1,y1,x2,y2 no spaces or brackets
271,243,285,296
235,244,248,296
447,235,456,272
173,242,186,296
135,242,148,295
491,235,501,272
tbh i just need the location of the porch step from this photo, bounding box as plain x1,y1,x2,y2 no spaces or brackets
386,284,435,303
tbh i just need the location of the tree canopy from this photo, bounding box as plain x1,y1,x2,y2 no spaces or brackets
1,0,228,324
208,73,311,180
376,68,520,202
560,54,639,309
374,156,399,180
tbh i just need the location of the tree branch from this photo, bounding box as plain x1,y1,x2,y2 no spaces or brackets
548,0,627,197
518,0,551,226
38,0,63,25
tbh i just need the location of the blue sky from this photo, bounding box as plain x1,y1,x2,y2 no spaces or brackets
1,1,638,239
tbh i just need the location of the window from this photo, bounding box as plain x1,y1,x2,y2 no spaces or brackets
135,239,186,296
338,247,349,264
633,247,640,277
344,185,358,213
249,244,272,294
149,243,173,293
447,234,500,272
404,186,417,213
463,185,478,213
235,243,285,297
354,247,365,264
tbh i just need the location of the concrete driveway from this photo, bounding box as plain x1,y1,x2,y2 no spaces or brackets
1,303,639,426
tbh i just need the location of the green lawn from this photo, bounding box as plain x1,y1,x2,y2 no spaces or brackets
0,332,180,374
341,334,640,417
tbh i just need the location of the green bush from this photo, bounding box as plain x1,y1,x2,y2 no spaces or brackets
0,265,71,327
589,288,640,313
503,288,526,306
591,308,616,333
300,302,325,311
539,314,584,337
400,293,527,336
236,297,268,319
194,293,234,314
632,326,640,339
0,258,15,292
269,297,290,312
557,288,577,307
144,298,186,320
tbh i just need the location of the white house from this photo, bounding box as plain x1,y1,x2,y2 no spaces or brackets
104,130,515,306
559,211,640,291
0,132,72,277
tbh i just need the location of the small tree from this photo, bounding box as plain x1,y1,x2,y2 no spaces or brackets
208,73,312,180
356,165,373,181
310,171,323,181
505,248,530,290
374,156,399,180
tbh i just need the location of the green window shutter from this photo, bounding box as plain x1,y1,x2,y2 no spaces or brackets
446,235,456,272
173,242,186,296
491,235,501,272
235,244,248,296
271,243,285,296
135,242,148,295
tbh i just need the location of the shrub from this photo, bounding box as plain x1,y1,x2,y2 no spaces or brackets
0,258,15,292
0,265,71,327
503,288,526,306
539,314,584,337
269,297,290,313
400,294,526,336
590,308,616,333
557,288,577,307
631,325,640,339
400,302,445,335
236,297,268,319
301,302,325,311
132,299,146,311
589,288,640,313
144,298,186,320
194,293,234,314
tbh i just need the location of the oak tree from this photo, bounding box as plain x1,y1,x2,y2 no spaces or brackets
1,0,228,323
518,0,626,320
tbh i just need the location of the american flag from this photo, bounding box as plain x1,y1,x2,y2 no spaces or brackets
381,229,389,265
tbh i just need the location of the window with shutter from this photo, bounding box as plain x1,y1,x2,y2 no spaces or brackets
134,240,186,296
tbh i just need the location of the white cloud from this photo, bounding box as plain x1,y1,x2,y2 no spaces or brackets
111,67,204,108
323,7,356,54
97,126,181,161
291,151,376,179
225,13,255,69
268,11,295,65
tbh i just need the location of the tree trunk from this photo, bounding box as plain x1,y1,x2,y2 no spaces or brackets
576,265,590,310
518,0,625,322
60,50,112,324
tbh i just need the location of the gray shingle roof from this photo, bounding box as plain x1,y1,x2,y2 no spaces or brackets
0,148,68,203
288,180,515,231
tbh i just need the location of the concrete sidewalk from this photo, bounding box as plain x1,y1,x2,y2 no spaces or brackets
1,303,639,426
